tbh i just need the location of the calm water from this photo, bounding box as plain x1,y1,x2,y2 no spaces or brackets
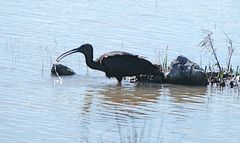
1,0,240,143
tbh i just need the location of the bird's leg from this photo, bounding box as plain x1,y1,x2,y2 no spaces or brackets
116,76,122,85
116,82,122,86
135,75,140,82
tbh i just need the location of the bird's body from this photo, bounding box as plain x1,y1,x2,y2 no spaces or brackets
57,44,161,84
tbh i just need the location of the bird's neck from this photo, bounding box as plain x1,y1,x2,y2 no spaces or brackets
84,54,104,72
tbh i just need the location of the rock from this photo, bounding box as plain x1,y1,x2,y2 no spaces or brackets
51,64,76,76
165,56,207,85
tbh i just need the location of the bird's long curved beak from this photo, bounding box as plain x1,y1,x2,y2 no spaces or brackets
56,48,79,62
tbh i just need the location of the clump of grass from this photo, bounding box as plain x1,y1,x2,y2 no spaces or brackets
162,46,168,72
155,46,168,73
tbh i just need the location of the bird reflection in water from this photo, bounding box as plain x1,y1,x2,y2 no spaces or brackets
96,84,162,118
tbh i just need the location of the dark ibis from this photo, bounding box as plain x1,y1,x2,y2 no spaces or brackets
56,44,161,84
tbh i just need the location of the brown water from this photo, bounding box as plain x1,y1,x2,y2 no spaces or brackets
1,0,240,143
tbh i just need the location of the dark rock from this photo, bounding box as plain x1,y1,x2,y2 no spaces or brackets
165,55,207,85
51,64,76,76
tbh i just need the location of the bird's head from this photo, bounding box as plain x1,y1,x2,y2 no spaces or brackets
56,44,93,62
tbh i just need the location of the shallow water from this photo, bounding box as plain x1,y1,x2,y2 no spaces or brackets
1,0,240,143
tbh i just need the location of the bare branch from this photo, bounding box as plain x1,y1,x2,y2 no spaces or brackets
199,31,222,72
222,31,234,72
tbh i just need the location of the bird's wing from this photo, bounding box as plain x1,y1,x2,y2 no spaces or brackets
101,54,158,78
94,51,137,63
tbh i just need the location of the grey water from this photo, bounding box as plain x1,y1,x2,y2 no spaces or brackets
0,0,240,143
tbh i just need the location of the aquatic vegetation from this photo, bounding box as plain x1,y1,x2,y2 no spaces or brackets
199,30,238,87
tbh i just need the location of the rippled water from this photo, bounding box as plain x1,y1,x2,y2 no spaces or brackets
1,0,240,143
